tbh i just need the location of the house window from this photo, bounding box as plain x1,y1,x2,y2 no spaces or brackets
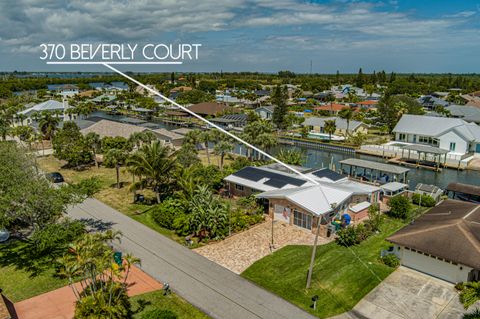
235,184,244,191
293,210,312,230
398,133,406,141
449,142,456,152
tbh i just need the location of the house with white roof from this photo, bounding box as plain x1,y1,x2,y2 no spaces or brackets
224,164,380,235
15,99,71,126
393,114,480,155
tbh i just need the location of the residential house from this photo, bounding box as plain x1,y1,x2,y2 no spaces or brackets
80,119,149,139
417,95,450,111
303,117,368,136
16,99,70,125
446,105,480,124
186,102,231,117
210,114,248,130
387,200,480,283
255,105,275,120
224,164,380,236
314,103,350,115
150,128,184,147
393,114,480,155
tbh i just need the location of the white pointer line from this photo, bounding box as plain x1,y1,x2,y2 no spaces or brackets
101,62,323,188
47,61,182,65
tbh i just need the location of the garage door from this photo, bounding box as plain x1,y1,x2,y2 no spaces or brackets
402,249,459,283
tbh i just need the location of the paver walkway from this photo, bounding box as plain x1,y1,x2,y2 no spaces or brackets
14,265,162,319
67,198,316,319
194,218,331,274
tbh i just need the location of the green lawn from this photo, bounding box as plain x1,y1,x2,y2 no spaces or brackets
0,241,69,302
131,290,210,319
241,218,407,318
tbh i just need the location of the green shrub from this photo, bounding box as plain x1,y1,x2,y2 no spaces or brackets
230,211,264,232
74,283,131,319
172,214,192,236
367,204,383,232
151,199,184,229
30,219,86,257
72,177,102,197
141,309,178,319
381,254,400,268
336,226,360,246
411,193,436,207
388,195,411,219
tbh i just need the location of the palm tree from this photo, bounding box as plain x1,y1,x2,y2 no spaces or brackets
85,132,101,168
459,282,480,310
104,148,128,188
324,119,337,140
38,112,60,140
15,113,27,125
214,140,233,170
338,108,354,136
127,140,177,203
183,129,201,149
276,149,305,165
175,166,202,204
199,130,213,165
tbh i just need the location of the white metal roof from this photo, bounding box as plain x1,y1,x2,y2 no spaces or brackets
19,99,65,115
350,201,371,213
380,182,408,193
256,184,353,216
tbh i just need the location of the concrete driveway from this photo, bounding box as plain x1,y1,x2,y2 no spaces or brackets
335,267,475,319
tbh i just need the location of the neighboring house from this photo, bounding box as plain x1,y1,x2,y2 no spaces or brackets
254,89,270,97
91,94,117,104
255,105,275,120
80,119,148,139
387,200,480,283
186,102,231,117
417,95,450,110
303,117,368,136
16,99,69,125
314,103,350,115
150,128,184,147
393,114,480,155
446,105,480,124
355,100,379,109
446,182,480,203
210,114,248,130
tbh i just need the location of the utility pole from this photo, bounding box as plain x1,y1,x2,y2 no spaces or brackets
306,218,321,289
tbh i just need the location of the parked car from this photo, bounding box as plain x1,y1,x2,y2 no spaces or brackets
45,172,65,184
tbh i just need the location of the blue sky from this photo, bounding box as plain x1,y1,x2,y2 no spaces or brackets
0,0,480,73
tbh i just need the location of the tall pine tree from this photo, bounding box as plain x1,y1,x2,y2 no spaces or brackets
271,85,288,130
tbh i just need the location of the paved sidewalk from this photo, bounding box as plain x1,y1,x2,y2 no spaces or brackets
67,198,316,319
14,265,162,319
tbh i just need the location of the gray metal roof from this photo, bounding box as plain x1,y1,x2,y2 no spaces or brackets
402,144,449,154
339,158,410,174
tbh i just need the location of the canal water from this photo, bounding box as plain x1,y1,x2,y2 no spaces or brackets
278,145,480,190
89,111,479,190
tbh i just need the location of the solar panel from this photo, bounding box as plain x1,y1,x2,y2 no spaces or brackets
232,167,264,182
264,178,288,188
232,166,307,186
311,169,344,181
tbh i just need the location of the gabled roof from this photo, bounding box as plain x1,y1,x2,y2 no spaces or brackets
19,99,65,115
388,200,480,269
393,114,480,142
255,105,275,113
256,183,353,216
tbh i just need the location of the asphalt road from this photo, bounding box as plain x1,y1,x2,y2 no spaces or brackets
68,198,317,319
